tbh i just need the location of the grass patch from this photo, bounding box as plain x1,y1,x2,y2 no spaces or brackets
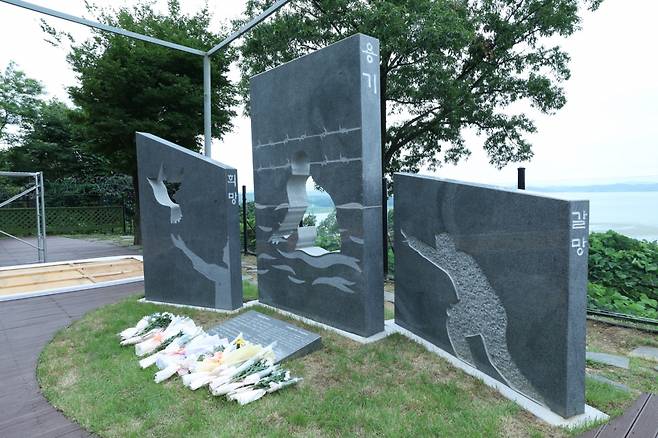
576,319,658,435
243,281,258,302
384,301,395,320
584,377,635,418
38,296,566,438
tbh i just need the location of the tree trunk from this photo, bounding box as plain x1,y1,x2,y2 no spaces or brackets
131,169,142,246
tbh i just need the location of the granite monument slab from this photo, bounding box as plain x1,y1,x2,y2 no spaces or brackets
394,173,589,418
208,310,322,362
250,34,384,337
136,132,242,310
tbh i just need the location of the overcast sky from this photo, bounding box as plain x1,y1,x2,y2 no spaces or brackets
1,0,656,190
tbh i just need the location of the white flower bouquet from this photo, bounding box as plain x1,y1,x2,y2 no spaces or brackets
134,316,197,357
119,312,174,345
226,369,303,405
119,313,302,405
151,333,227,383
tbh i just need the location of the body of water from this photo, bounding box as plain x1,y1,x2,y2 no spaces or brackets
547,191,658,242
305,191,658,242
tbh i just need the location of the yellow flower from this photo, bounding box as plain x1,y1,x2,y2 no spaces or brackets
222,344,263,366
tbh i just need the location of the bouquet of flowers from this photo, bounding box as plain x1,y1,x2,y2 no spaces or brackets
227,369,303,405
138,326,203,369
153,334,228,383
119,313,303,405
119,312,174,345
134,316,197,357
182,335,276,390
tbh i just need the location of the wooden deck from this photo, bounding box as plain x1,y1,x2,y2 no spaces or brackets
0,258,143,297
580,393,658,438
0,282,144,438
0,236,140,267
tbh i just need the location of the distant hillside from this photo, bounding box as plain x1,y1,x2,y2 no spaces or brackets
530,183,658,193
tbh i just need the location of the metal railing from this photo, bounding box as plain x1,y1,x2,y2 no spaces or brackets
0,171,47,262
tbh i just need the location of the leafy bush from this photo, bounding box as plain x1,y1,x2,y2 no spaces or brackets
588,282,658,319
302,213,317,227
315,211,341,251
588,231,658,302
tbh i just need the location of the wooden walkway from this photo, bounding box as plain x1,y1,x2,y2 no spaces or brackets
0,236,140,267
580,393,658,438
0,282,144,438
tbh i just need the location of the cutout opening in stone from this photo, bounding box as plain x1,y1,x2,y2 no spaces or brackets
164,181,181,201
147,164,182,224
298,176,341,256
276,151,342,256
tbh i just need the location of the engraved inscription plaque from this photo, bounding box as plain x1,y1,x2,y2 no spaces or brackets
208,311,322,362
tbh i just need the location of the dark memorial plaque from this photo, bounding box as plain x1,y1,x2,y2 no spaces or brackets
394,173,589,418
208,311,322,362
250,33,384,337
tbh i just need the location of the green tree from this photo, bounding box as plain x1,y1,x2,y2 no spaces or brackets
0,61,43,144
1,99,111,180
56,0,236,243
239,0,602,179
316,211,341,251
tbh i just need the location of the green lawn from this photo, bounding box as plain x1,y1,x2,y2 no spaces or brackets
38,295,564,438
584,320,658,419
243,280,258,302
36,292,657,438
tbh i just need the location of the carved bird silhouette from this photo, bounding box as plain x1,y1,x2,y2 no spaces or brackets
147,164,182,224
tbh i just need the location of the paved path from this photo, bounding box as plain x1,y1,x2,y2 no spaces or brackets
0,282,144,438
0,236,140,267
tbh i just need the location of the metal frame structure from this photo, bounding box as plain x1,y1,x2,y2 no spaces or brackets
0,0,293,157
0,171,47,262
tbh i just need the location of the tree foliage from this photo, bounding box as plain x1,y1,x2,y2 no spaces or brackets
59,0,236,175
0,61,43,144
1,99,111,180
47,0,237,242
315,211,341,251
239,0,602,178
44,175,134,208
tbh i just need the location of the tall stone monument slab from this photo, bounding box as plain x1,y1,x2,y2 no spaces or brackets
394,173,589,418
136,133,242,310
250,34,384,337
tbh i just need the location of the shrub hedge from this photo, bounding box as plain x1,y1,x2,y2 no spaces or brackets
588,231,658,319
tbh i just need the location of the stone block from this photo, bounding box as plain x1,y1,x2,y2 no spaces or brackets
208,310,321,362
250,34,384,336
136,133,242,310
394,173,589,417
586,351,630,369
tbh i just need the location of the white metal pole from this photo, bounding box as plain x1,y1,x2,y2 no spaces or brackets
33,174,42,262
39,171,47,262
206,0,293,56
203,55,212,157
0,0,206,56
